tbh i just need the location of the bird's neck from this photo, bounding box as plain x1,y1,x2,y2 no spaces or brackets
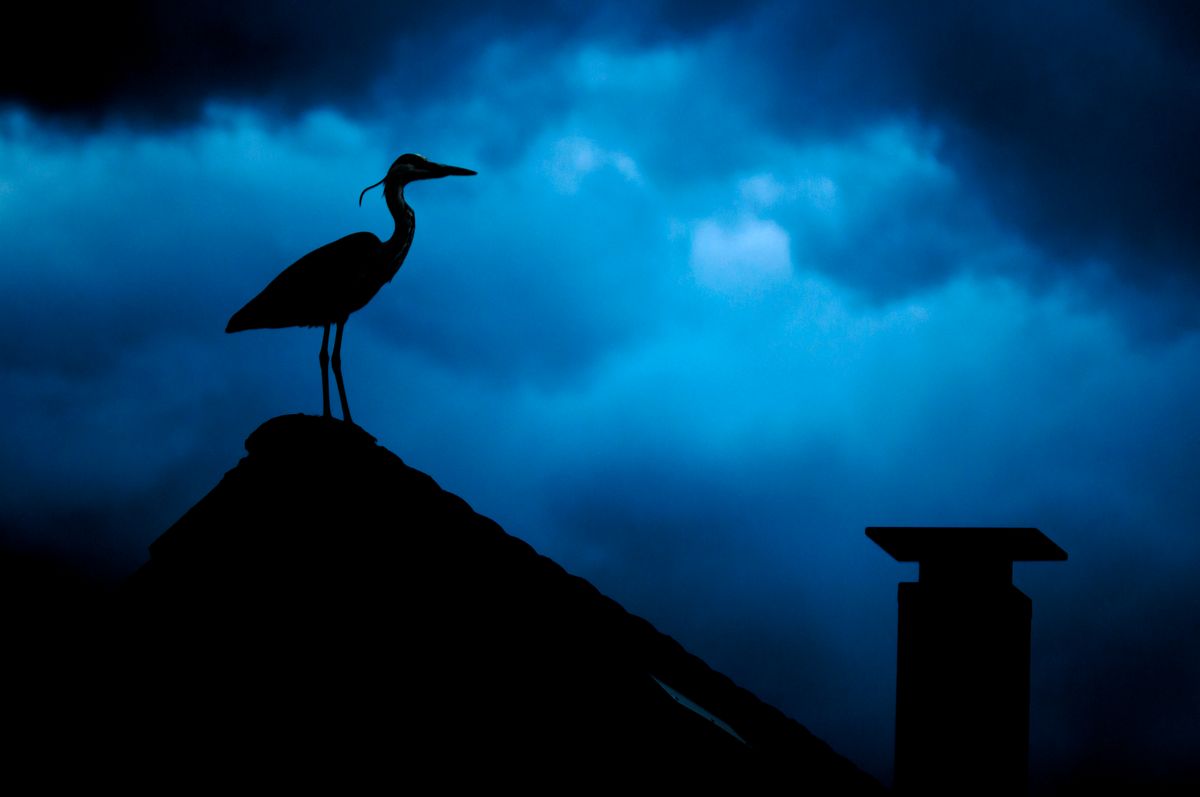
383,181,416,260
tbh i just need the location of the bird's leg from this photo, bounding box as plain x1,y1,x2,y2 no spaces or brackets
320,324,331,418
332,320,352,424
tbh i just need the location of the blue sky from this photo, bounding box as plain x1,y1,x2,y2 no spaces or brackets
2,2,1198,789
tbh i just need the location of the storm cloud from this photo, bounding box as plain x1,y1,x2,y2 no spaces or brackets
8,3,1199,301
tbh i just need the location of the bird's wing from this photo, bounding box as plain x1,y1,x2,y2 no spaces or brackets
227,232,382,331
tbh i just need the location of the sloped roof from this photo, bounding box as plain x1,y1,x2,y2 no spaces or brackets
116,414,883,790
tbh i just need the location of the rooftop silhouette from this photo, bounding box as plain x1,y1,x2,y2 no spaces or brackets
12,415,884,788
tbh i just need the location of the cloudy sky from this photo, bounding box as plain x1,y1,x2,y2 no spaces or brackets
2,1,1197,789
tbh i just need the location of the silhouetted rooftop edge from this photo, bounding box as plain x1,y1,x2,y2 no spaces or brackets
246,412,378,451
120,415,884,789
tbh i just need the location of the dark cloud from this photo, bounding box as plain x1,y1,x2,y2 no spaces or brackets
10,2,1199,310
742,1,1200,313
1,1,583,124
904,3,1200,289
1,1,738,127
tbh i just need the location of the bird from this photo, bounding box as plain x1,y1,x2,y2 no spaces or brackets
226,153,476,424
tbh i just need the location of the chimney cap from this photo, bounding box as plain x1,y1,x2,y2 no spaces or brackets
866,526,1067,563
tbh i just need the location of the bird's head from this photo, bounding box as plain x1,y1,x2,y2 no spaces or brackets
359,153,476,204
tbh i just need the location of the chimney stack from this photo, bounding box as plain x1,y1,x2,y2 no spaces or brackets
867,527,1066,795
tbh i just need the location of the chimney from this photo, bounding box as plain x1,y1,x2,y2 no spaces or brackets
867,526,1066,795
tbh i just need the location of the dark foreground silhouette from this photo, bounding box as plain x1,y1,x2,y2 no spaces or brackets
10,415,882,790
226,154,475,423
869,526,1067,796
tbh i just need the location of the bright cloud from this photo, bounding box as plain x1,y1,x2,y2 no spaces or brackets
545,136,643,194
690,215,793,292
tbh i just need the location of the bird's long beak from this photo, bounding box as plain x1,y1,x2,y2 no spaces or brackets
358,177,385,206
430,162,477,178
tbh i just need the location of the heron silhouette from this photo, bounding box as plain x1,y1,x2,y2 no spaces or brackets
226,154,476,423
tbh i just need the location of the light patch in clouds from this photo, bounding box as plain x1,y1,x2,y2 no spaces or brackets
690,215,793,292
545,135,643,194
739,174,787,208
739,173,838,212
